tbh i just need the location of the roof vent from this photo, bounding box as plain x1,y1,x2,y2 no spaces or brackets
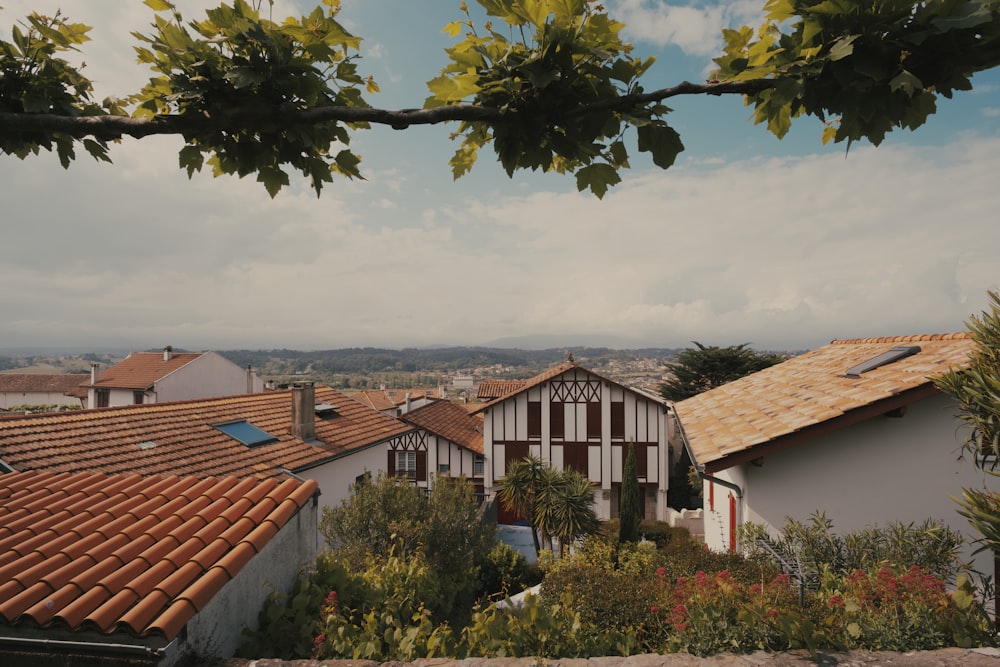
136,440,157,450
315,402,339,417
845,345,921,378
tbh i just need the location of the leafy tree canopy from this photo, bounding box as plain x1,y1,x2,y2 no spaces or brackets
659,341,786,401
1,0,998,197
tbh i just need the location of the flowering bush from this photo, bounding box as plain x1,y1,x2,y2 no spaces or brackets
819,567,995,651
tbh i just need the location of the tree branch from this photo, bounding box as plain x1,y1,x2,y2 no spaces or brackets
0,79,775,140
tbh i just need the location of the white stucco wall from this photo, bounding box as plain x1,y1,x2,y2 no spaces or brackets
0,391,82,409
155,352,264,403
169,494,319,665
299,443,390,524
483,369,672,522
701,393,997,575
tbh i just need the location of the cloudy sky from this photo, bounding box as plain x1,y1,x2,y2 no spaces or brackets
1,0,998,353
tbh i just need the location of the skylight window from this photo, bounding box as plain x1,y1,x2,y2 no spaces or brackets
845,345,921,378
214,420,277,447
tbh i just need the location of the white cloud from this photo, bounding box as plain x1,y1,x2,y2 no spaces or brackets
2,2,998,353
611,0,764,58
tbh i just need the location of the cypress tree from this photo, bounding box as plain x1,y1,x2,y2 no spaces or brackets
619,442,641,543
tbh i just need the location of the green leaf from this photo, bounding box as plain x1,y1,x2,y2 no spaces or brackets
178,144,204,177
257,165,290,198
636,123,683,169
575,163,620,199
143,0,175,11
826,35,857,61
425,72,481,104
889,69,923,96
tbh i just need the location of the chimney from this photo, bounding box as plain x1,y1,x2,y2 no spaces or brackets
405,392,412,414
163,345,173,362
90,363,100,386
290,381,316,441
246,365,253,394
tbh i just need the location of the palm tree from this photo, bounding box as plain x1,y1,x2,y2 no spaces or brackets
550,469,600,556
496,455,546,554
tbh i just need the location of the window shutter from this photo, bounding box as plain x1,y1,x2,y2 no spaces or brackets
611,402,625,438
388,450,396,477
549,402,565,438
527,401,542,438
416,450,427,482
586,402,601,439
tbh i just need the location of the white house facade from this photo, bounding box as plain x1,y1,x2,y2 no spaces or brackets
673,333,998,576
480,362,672,523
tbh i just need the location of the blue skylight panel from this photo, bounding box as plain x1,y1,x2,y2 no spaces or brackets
214,420,277,447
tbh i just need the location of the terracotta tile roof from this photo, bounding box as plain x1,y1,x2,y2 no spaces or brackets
674,333,974,472
91,352,204,390
0,469,317,643
0,374,89,398
352,388,441,412
402,400,484,454
475,379,527,401
0,387,414,479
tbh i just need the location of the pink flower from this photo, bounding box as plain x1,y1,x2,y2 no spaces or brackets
656,567,666,577
651,605,660,613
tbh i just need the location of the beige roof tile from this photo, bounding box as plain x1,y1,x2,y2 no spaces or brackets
674,333,974,472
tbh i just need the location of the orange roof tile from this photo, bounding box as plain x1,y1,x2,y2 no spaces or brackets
0,470,317,642
0,374,89,398
0,386,414,479
674,333,974,472
402,400,484,454
475,379,527,401
90,352,204,390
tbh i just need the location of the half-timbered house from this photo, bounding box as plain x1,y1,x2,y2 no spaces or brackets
400,399,486,494
476,361,673,523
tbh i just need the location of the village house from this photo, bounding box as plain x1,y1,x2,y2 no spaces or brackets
353,386,444,417
0,373,89,411
87,347,264,408
475,360,673,523
0,382,416,513
0,469,319,666
399,399,486,495
671,333,996,575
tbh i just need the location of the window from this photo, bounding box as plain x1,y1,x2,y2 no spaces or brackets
133,391,145,405
95,389,110,408
397,451,417,479
438,463,450,475
214,420,277,447
473,455,484,476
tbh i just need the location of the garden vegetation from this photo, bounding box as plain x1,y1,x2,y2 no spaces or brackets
239,479,996,661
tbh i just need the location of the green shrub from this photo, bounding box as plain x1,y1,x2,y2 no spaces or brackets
313,551,455,660
741,513,967,583
817,567,995,651
478,542,542,601
460,592,629,658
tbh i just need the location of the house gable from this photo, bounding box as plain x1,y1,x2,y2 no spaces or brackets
674,333,974,475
